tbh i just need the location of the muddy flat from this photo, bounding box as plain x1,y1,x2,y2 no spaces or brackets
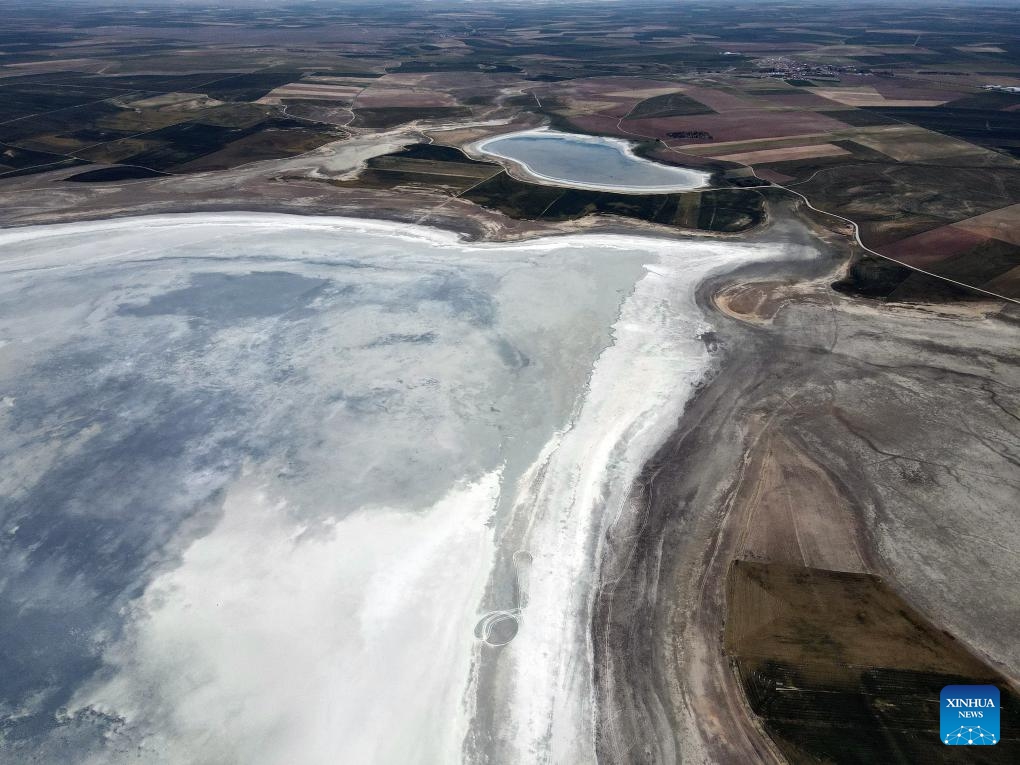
593,215,1020,763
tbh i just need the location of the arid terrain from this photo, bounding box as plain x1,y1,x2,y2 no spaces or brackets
594,208,1020,761
3,1,1020,296
1,3,1018,763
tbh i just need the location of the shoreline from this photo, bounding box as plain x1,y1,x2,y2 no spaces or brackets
0,124,748,247
0,209,809,763
0,169,766,248
0,210,786,278
469,128,711,195
591,217,1020,761
5,201,1016,762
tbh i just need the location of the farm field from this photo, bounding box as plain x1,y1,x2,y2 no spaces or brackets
727,561,1020,763
1,2,1017,297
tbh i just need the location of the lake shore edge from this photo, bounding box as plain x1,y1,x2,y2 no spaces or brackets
590,209,1020,761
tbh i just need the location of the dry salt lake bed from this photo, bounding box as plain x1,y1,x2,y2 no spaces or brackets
0,213,806,763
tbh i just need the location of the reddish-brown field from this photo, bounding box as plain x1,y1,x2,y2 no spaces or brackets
675,84,755,112
355,90,458,108
754,168,796,183
715,142,851,165
629,109,848,143
953,203,1020,246
877,225,989,268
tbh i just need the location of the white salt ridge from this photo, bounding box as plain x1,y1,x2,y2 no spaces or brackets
0,214,810,764
500,241,793,762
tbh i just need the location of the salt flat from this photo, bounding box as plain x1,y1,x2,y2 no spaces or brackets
0,214,804,763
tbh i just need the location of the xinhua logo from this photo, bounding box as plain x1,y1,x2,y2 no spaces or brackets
941,685,1000,745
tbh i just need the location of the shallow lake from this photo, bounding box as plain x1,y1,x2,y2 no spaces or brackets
0,213,791,764
474,129,710,193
